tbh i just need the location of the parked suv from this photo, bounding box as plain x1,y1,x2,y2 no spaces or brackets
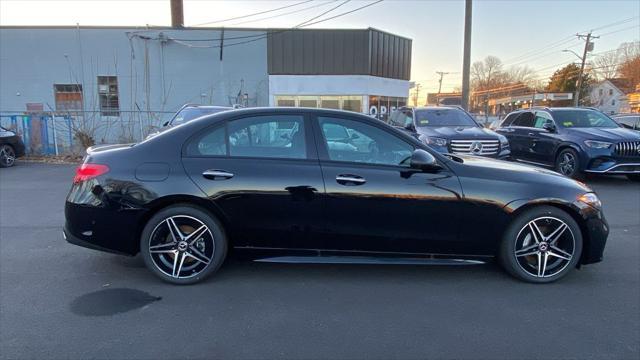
497,107,640,181
388,106,510,158
612,114,639,132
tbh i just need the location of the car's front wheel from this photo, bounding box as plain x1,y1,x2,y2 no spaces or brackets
555,148,581,178
500,206,582,283
140,205,227,285
0,144,16,168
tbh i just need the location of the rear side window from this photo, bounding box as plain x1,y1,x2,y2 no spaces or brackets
616,116,639,130
185,126,227,156
511,112,535,127
228,115,306,159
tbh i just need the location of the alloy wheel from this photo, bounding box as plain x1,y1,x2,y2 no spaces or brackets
558,152,576,176
0,145,15,167
514,216,575,278
148,215,215,279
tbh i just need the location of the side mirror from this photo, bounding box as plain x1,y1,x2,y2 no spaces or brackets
543,122,556,132
410,149,442,172
162,121,169,127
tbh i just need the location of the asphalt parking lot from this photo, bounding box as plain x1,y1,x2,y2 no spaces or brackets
1,162,638,360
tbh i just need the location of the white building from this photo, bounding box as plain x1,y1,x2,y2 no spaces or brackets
589,78,634,114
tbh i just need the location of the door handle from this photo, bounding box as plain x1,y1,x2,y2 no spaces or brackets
528,132,536,136
202,169,234,180
336,174,366,185
498,128,514,133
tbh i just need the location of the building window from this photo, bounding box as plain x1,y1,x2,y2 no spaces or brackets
611,99,616,106
320,96,340,110
276,96,296,107
53,84,83,111
609,89,613,96
298,96,318,108
98,76,119,116
342,96,362,113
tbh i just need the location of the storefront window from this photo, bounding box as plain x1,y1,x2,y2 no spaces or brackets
320,96,340,110
276,96,296,107
298,96,318,108
342,96,362,113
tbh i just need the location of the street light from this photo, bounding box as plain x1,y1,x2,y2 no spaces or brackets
562,49,584,61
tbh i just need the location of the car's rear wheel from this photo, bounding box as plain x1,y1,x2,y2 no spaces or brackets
499,206,582,283
140,205,227,285
555,148,581,178
626,174,640,182
0,144,16,168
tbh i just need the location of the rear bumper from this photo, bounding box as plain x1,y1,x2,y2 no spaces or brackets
63,224,132,256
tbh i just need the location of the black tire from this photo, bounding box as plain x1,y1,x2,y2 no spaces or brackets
555,148,582,179
626,174,640,182
140,204,227,285
499,206,582,283
0,144,16,168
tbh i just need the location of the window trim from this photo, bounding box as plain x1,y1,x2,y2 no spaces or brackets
182,112,318,162
312,113,416,169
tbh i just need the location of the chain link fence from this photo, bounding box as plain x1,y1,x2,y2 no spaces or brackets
0,111,174,155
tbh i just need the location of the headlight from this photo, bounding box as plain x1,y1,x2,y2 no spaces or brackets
499,135,509,148
425,137,448,147
584,140,612,149
578,192,601,209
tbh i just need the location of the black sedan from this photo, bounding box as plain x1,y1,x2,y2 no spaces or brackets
0,125,25,167
64,108,608,284
497,107,640,181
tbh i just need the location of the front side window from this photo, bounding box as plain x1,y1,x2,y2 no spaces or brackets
228,115,306,159
414,108,476,127
511,112,535,127
553,110,619,128
615,116,639,130
318,117,413,166
533,112,554,129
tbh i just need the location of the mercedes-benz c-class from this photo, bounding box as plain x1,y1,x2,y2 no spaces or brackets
64,108,608,284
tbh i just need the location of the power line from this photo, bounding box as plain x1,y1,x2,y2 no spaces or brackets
599,24,640,37
191,0,314,27
294,0,351,28
166,0,385,49
227,1,337,27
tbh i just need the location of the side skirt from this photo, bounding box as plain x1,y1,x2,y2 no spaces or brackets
255,256,487,266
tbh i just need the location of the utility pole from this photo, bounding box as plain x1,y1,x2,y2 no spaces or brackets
461,0,472,111
574,32,598,106
413,84,422,106
171,0,184,28
436,71,449,94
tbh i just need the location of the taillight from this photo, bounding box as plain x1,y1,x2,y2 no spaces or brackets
73,164,110,184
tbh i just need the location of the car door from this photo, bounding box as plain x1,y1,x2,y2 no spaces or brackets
181,113,325,249
312,114,464,255
528,111,561,164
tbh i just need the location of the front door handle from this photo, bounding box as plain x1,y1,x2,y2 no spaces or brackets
528,132,536,136
202,169,234,180
336,174,366,185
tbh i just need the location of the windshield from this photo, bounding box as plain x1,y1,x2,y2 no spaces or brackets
171,108,225,126
415,109,477,127
553,110,619,128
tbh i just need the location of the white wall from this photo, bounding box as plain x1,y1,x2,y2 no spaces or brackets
590,81,629,114
268,75,410,106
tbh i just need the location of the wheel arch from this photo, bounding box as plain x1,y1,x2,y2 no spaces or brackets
507,199,592,266
136,194,232,254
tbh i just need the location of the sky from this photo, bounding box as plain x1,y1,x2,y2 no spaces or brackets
1,0,639,99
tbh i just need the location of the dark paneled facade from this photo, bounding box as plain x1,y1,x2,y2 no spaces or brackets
267,28,411,81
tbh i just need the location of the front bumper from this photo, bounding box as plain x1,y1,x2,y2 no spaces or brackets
576,203,609,265
584,161,640,174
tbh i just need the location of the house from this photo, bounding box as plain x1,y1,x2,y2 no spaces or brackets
589,78,635,114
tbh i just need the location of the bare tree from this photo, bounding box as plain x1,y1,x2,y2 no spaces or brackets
593,51,620,80
471,56,504,91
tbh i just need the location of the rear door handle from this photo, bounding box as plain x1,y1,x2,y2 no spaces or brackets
202,169,234,180
336,174,366,185
528,132,536,136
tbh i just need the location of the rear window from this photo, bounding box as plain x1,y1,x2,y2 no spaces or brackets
415,109,477,127
171,108,227,126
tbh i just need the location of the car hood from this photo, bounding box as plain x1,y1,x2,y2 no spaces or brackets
568,127,640,141
417,126,499,139
452,154,591,191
